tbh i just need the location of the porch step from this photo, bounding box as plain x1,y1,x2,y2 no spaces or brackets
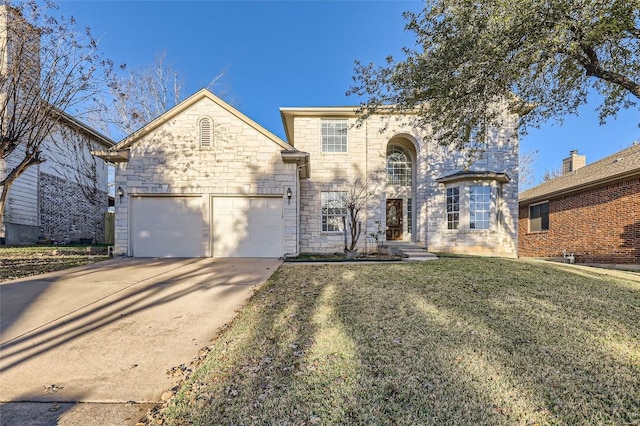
386,243,438,262
401,249,438,262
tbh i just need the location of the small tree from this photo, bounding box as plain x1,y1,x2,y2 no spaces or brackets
333,178,372,257
519,149,539,189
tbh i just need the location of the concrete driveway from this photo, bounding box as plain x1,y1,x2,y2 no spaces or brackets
0,257,281,425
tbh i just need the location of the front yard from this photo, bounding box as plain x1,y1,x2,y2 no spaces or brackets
0,246,109,282
158,258,640,425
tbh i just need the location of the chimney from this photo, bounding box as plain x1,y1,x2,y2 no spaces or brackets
562,150,586,175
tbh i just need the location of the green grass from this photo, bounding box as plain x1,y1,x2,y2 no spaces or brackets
159,258,640,425
0,245,109,282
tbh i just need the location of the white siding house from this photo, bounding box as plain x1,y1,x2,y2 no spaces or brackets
1,114,114,244
0,5,114,245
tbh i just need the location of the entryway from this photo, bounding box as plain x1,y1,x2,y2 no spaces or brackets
386,198,403,240
386,136,417,242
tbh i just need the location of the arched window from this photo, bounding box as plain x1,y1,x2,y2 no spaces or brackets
387,146,412,186
199,118,212,147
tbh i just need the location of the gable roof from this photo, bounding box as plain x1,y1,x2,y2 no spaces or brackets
116,88,292,150
519,143,640,204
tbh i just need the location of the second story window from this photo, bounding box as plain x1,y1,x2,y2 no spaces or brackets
321,119,347,153
387,146,412,186
199,117,212,148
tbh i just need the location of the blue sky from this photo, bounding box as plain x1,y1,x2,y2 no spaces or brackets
56,0,639,189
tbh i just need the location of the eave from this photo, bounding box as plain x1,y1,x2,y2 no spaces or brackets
280,106,360,145
92,149,130,163
436,171,511,184
281,150,310,179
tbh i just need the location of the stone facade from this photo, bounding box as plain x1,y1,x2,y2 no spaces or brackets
39,172,107,243
109,90,519,258
112,91,299,257
519,177,640,264
282,110,519,257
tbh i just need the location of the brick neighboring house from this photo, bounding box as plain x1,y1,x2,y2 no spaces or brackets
518,145,640,264
96,89,520,258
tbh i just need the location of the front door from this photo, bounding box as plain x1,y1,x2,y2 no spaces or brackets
386,198,403,240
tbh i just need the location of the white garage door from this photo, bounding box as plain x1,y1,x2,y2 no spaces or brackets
131,196,203,257
212,197,283,257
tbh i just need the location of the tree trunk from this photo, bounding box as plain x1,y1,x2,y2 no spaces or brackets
0,180,13,240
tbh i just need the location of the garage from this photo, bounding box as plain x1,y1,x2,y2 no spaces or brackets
131,196,203,257
212,197,283,257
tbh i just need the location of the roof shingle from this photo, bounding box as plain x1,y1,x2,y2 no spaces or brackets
519,143,640,203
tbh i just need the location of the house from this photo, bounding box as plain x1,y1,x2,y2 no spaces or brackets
1,113,114,245
518,146,640,264
280,107,519,257
97,89,519,258
0,5,114,245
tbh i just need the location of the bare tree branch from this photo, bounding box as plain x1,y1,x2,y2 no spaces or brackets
0,1,112,239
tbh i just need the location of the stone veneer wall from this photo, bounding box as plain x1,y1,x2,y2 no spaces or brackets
114,96,299,257
39,172,107,243
291,113,519,257
518,177,640,264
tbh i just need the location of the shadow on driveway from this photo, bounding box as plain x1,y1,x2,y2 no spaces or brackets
0,257,281,422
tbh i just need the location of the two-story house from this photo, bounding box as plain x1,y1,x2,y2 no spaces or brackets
98,89,518,258
0,4,113,245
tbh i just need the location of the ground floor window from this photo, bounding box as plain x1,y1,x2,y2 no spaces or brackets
446,187,459,229
407,198,412,233
529,202,549,232
321,191,346,232
469,185,490,229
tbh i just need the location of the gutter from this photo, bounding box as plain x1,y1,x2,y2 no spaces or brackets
281,150,310,179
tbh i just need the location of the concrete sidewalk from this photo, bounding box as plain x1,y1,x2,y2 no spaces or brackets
0,257,281,425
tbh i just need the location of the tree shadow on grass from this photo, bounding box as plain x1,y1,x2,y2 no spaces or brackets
165,259,640,425
330,259,640,424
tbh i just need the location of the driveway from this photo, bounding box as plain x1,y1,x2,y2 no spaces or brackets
0,257,281,425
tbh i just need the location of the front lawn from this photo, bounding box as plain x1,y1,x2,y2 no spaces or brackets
0,246,109,282
159,258,640,425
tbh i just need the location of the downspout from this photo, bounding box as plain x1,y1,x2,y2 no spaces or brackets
295,172,300,257
281,150,308,258
365,117,369,254
424,133,429,249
